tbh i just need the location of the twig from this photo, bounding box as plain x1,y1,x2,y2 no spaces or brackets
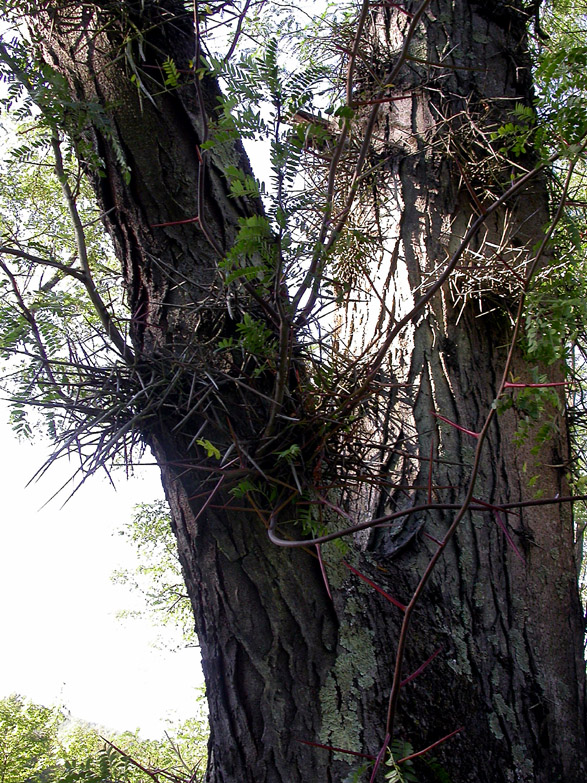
0,246,86,281
396,726,463,764
51,133,134,363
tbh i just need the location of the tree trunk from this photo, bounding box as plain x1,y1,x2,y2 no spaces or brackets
27,1,586,782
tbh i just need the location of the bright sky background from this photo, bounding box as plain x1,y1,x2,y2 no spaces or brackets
0,408,204,737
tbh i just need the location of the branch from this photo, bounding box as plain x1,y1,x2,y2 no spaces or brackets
0,257,73,403
0,246,86,282
51,133,135,364
222,0,254,65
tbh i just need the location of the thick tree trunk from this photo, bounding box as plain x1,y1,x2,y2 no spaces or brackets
29,1,586,781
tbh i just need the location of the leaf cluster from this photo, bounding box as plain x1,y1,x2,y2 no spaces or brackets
205,37,339,294
385,739,418,782
536,28,587,146
0,33,131,183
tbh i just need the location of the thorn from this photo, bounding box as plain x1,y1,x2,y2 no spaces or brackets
316,544,332,601
150,215,200,228
296,739,375,761
369,733,390,783
401,647,443,686
431,411,479,438
493,509,525,563
397,727,464,764
427,437,434,504
504,381,569,388
422,531,443,546
343,561,406,611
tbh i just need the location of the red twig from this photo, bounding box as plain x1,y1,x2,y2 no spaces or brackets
377,1,413,16
400,647,443,687
316,544,332,601
354,93,413,107
316,493,353,521
431,411,479,438
397,727,464,764
504,381,570,388
296,739,375,761
470,496,518,517
343,561,406,611
427,438,434,504
150,216,200,228
422,531,443,546
493,510,525,563
369,733,391,783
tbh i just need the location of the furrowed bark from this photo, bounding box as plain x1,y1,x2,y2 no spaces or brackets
334,2,586,779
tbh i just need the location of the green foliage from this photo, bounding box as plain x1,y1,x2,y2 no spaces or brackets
423,758,453,783
204,31,344,302
218,310,278,377
228,477,279,507
495,371,564,462
0,694,207,783
0,695,62,782
196,438,222,460
225,164,264,200
60,743,131,783
228,477,259,499
220,215,275,288
161,57,181,89
490,103,536,157
525,254,587,366
276,442,301,462
112,501,197,649
536,37,587,146
0,123,137,470
0,34,131,182
346,762,374,783
385,739,418,782
235,312,276,356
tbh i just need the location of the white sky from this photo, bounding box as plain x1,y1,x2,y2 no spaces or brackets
0,410,204,738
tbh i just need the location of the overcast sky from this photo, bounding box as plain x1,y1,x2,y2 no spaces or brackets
0,410,204,737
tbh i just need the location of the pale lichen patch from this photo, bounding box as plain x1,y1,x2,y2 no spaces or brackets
319,617,377,762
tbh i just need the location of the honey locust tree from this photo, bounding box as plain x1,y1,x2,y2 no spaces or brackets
0,1,586,781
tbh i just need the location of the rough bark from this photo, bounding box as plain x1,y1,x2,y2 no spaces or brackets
26,1,587,782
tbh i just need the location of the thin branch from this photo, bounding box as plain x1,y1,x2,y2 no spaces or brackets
0,257,72,403
222,0,254,65
396,726,463,764
0,246,86,281
51,134,134,363
268,494,587,549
